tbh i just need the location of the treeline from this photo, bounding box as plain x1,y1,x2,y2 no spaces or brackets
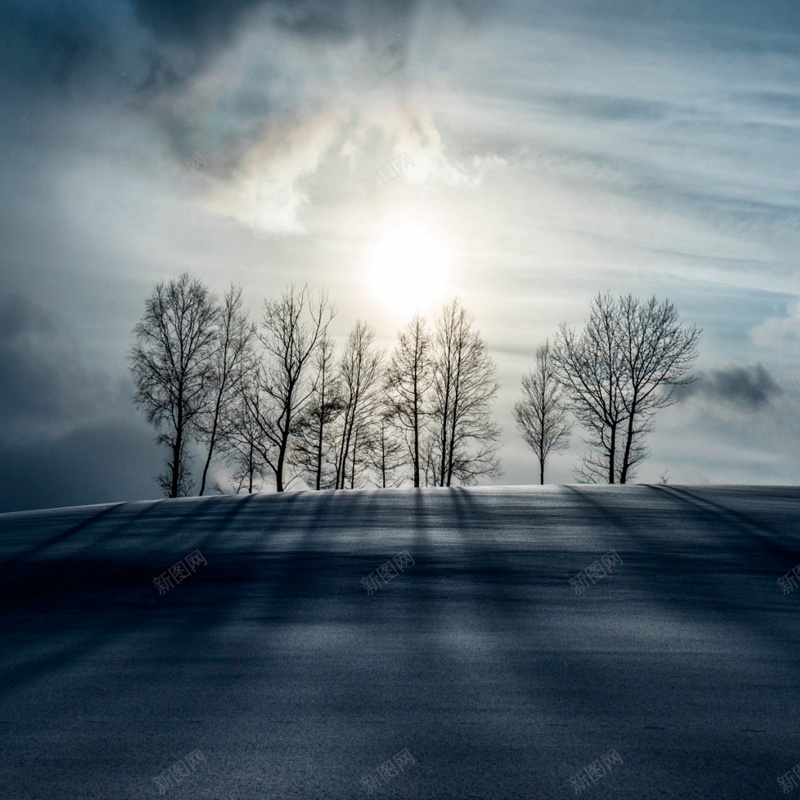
129,276,701,495
514,292,701,484
129,274,500,496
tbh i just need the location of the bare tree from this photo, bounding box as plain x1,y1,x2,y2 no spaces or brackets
334,321,384,489
197,286,254,496
247,285,334,492
430,299,502,486
290,332,343,489
553,292,700,483
365,412,405,488
431,301,457,487
420,424,442,487
222,376,268,493
385,315,432,488
616,294,701,483
129,273,217,497
552,293,628,483
514,340,571,484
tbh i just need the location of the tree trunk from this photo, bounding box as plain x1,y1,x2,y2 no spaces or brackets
315,377,325,490
317,410,325,491
199,387,224,496
412,369,420,488
339,406,354,491
350,427,358,489
446,390,459,488
170,434,181,498
445,350,463,488
608,424,616,484
276,432,286,492
315,413,323,490
276,387,294,493
171,387,184,498
619,398,637,484
380,426,387,489
438,381,450,487
199,429,215,496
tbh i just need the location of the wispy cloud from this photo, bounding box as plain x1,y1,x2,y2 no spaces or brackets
675,363,780,411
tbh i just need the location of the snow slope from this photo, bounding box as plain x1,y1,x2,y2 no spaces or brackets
1,485,799,799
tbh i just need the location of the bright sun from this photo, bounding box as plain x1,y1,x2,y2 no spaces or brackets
369,225,450,316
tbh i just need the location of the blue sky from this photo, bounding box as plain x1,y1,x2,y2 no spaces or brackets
1,0,799,510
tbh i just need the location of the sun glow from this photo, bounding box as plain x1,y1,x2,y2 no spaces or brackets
368,224,450,317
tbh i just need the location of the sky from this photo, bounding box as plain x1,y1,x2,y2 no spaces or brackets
1,0,800,512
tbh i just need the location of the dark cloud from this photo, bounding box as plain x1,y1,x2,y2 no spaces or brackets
124,0,425,158
675,363,780,410
732,91,800,116
534,0,800,31
132,0,260,44
264,0,358,40
545,94,670,123
0,421,162,513
0,0,114,92
129,0,419,73
130,0,422,47
0,294,161,512
0,0,488,166
0,295,108,432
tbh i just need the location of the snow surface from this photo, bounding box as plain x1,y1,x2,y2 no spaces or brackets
1,485,799,799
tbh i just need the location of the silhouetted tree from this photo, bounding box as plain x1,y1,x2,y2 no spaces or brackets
365,413,405,488
197,286,254,496
616,294,701,483
385,315,432,488
247,285,334,492
334,321,384,489
222,372,268,493
553,292,700,483
430,299,501,486
514,340,571,484
129,273,218,497
290,333,343,489
553,293,627,483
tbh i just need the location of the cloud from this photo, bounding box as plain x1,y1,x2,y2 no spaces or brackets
1,0,506,238
0,294,162,512
0,294,109,437
0,421,162,513
675,363,780,411
128,0,425,91
544,93,670,122
141,8,506,234
751,297,800,350
0,0,117,94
